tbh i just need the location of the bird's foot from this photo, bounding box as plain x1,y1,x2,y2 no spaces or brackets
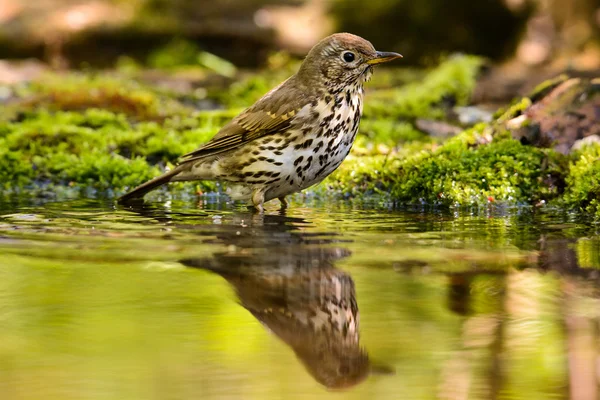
251,189,265,214
278,196,288,209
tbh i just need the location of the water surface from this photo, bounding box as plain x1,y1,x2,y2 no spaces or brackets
0,199,599,400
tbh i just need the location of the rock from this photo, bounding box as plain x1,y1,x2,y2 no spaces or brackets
472,63,600,104
415,119,462,138
453,106,494,125
0,59,48,85
508,77,600,154
571,135,600,151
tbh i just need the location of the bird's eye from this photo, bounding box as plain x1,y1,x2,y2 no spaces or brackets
342,51,355,63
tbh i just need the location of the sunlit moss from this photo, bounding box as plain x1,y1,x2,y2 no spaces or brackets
493,97,532,122
388,133,563,206
325,127,566,206
561,143,600,218
528,74,570,102
0,108,222,195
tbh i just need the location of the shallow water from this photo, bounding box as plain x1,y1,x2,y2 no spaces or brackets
0,198,599,400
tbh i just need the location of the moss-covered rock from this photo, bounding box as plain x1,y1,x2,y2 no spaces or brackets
326,75,600,215
561,143,600,218
325,127,567,206
0,107,225,195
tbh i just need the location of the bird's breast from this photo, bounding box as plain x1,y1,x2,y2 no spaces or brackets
266,90,363,195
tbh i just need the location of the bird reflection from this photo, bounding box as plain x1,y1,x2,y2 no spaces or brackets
180,213,383,389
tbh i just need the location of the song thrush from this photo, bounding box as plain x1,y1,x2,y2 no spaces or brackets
118,33,402,211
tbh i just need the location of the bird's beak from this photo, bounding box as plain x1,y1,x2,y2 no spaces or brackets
367,51,403,65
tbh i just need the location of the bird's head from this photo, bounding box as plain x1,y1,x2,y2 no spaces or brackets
298,33,402,90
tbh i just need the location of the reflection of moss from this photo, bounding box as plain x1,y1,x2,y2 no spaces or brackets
575,237,600,269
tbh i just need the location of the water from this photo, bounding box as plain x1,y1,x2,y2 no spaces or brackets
0,198,599,400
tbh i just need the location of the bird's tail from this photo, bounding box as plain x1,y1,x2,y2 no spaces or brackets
117,166,183,204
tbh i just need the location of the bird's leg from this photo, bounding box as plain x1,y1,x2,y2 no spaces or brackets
278,196,288,209
252,188,265,213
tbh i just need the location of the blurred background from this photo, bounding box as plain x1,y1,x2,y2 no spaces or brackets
0,0,598,72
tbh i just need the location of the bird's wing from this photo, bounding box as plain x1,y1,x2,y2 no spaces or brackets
180,77,311,164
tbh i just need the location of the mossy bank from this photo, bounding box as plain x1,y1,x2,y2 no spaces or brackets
0,57,599,218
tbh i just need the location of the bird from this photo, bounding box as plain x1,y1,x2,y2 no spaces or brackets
118,33,402,211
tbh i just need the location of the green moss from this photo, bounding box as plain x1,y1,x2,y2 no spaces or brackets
528,74,570,103
147,38,203,69
320,155,394,198
390,134,562,205
356,120,428,150
493,97,532,122
0,148,37,188
323,74,599,209
561,144,600,218
0,107,223,196
325,127,566,206
0,65,251,198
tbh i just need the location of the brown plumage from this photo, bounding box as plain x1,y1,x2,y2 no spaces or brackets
118,33,402,210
